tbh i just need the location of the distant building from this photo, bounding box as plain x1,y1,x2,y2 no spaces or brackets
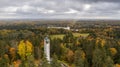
44,36,50,62
48,26,70,30
71,29,79,32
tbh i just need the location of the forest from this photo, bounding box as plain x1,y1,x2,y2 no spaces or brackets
0,20,120,67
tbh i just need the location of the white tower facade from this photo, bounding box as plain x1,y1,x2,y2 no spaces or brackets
44,36,50,62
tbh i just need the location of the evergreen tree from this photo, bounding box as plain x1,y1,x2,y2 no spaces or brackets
51,54,61,67
41,54,50,67
92,47,106,67
104,56,114,67
92,46,114,67
74,48,88,67
0,54,9,67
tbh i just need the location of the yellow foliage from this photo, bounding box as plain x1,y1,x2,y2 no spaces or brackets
96,39,99,45
101,39,106,47
25,40,33,56
118,41,120,46
60,43,64,48
4,54,9,59
95,38,106,47
96,37,101,45
76,40,80,46
109,48,117,56
81,51,86,60
109,27,113,31
87,37,94,41
18,40,26,60
18,40,33,60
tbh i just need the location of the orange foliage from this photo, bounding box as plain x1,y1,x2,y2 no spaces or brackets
40,40,44,46
66,49,74,63
9,48,16,55
9,48,16,61
115,64,120,67
13,60,21,67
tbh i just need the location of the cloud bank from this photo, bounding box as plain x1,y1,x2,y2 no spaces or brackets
0,0,120,19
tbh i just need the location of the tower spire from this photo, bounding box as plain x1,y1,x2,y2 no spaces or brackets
44,36,50,62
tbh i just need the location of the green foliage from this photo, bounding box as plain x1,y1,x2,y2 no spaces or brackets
0,55,9,67
74,48,88,67
41,54,50,67
0,25,119,67
104,56,114,67
0,40,6,57
92,46,114,67
50,38,63,59
51,54,61,67
63,32,74,43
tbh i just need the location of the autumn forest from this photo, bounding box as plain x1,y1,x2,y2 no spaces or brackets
0,20,120,67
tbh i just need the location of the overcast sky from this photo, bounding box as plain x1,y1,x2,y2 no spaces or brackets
0,0,120,19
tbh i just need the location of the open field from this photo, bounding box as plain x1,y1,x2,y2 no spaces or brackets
50,34,65,39
50,33,89,39
73,33,89,37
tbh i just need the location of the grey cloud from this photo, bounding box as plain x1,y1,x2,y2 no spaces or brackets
74,0,120,3
0,0,120,19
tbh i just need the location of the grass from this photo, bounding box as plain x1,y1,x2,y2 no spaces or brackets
50,34,65,40
73,33,89,37
50,33,89,40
